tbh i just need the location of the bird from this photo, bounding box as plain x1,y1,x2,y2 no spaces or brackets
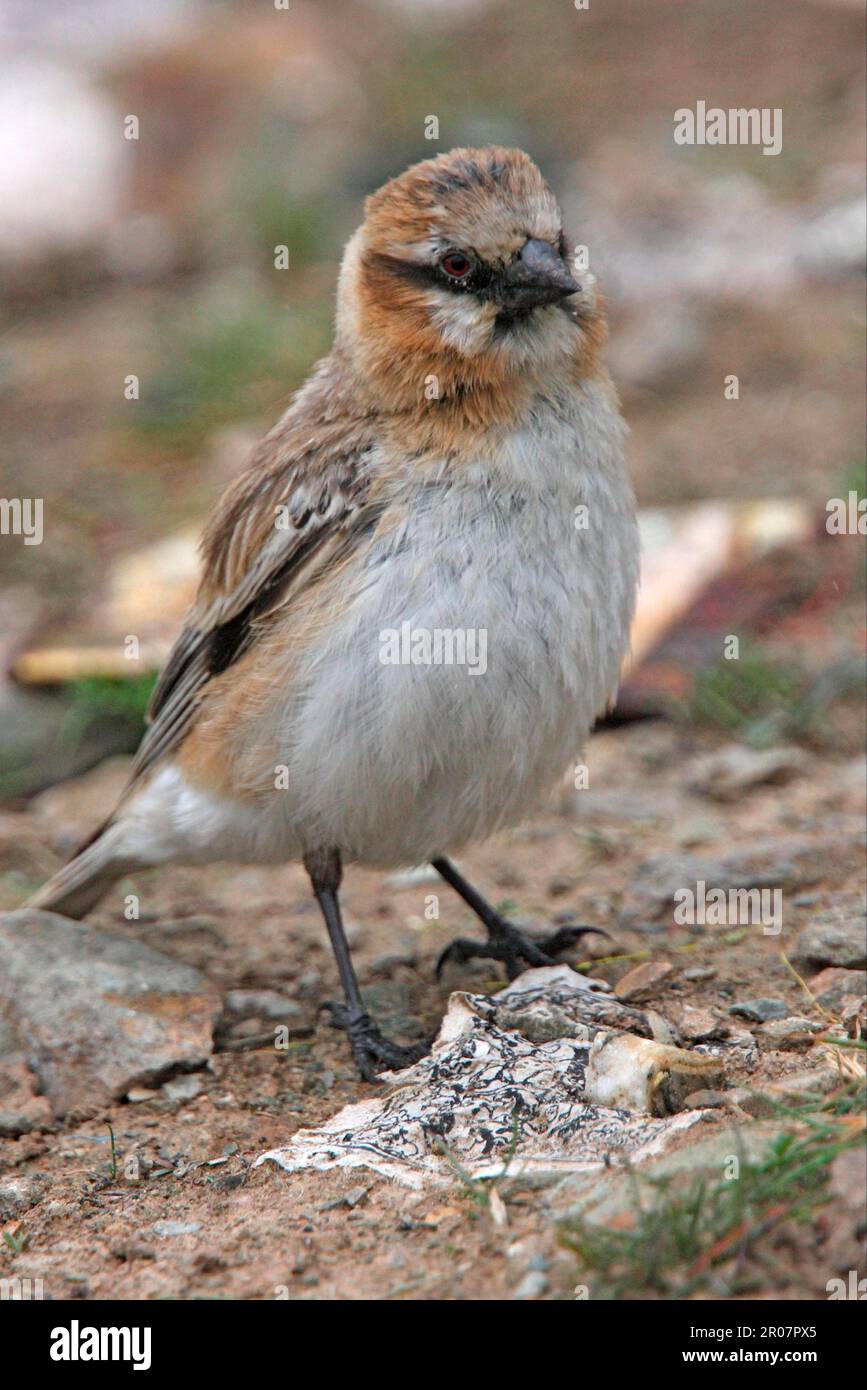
29,146,639,1080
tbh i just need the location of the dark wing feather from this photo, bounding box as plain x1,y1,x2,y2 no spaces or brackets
130,394,378,785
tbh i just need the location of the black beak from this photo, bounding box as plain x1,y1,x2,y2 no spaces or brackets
499,238,580,310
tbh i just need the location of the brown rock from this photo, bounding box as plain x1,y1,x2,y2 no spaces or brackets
614,959,674,1002
677,1004,729,1041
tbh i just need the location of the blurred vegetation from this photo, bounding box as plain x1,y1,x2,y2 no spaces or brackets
62,673,158,739
129,292,331,451
842,457,867,502
684,649,807,746
682,645,866,750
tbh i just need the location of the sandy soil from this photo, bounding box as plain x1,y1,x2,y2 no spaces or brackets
1,719,864,1301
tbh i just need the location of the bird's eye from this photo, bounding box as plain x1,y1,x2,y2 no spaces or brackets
440,251,472,279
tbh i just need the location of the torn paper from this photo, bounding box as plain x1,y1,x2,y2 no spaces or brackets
256,968,718,1190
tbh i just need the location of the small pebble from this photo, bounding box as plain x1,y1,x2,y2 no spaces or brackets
728,998,790,1023
794,918,866,971
758,1017,823,1050
547,876,577,898
614,960,673,1002
162,1074,204,1104
126,1087,160,1103
152,1220,201,1238
225,990,303,1022
514,1270,549,1300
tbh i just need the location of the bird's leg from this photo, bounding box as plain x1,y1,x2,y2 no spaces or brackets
305,849,430,1080
432,856,606,981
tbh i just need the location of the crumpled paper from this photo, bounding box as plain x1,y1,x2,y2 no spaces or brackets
256,966,714,1189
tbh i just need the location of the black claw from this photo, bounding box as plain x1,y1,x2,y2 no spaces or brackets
436,926,553,981
435,937,496,978
324,1003,431,1081
537,924,609,955
436,920,608,983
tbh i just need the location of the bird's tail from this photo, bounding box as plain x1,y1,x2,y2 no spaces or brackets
26,822,141,920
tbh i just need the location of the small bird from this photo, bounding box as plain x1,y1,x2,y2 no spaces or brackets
30,147,639,1079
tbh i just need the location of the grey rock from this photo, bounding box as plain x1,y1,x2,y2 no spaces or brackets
152,1220,201,1238
162,1074,204,1104
643,1009,680,1045
730,1065,842,1116
0,1175,45,1219
757,1017,823,1050
513,1270,549,1300
623,836,855,923
728,998,790,1023
0,1110,36,1136
689,745,806,802
808,968,867,1011
492,966,647,1043
794,916,867,971
319,1184,368,1211
224,989,303,1023
0,910,220,1116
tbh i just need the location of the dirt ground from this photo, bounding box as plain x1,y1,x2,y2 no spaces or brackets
0,0,864,1304
1,718,864,1301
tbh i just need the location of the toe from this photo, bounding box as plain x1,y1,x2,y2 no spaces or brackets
539,924,608,956
435,937,491,977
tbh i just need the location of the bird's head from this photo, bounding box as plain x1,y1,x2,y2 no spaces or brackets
337,146,605,413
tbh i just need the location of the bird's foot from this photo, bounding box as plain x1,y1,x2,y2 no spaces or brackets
436,920,607,982
325,1004,431,1081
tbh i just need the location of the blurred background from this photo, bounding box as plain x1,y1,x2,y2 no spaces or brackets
0,0,864,797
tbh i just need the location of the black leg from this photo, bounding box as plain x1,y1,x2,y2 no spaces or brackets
305,849,430,1080
432,855,606,981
